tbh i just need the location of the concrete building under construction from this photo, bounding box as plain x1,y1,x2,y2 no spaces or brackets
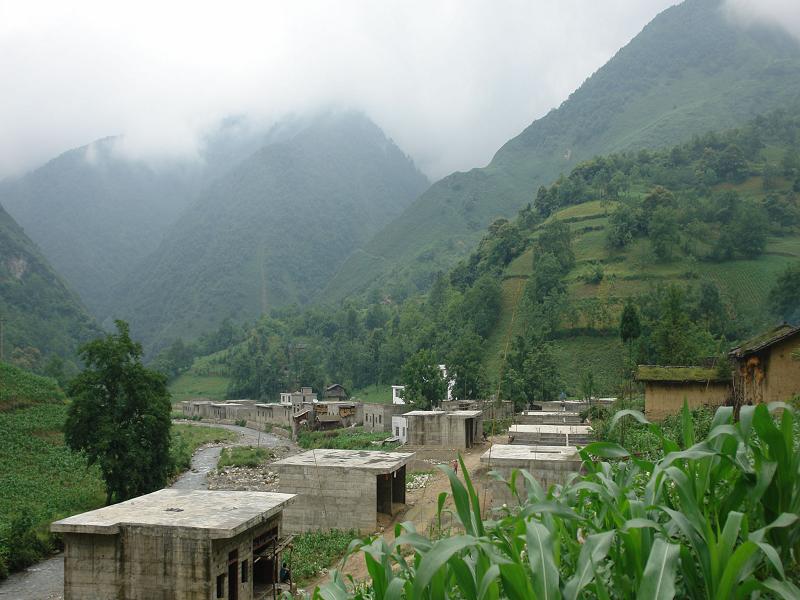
51,489,295,600
273,449,414,534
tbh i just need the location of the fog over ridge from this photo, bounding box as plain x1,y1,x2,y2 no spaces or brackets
2,0,796,182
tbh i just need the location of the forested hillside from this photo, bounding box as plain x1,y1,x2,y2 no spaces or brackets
0,138,199,316
115,112,428,352
0,203,100,370
0,117,303,319
173,109,800,404
324,0,800,305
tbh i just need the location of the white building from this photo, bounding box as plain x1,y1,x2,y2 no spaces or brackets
392,415,408,444
392,385,406,405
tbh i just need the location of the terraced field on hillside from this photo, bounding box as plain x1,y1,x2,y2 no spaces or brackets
483,191,800,396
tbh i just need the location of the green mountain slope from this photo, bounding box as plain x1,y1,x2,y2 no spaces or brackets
0,361,66,411
0,138,200,317
0,117,293,319
324,0,800,304
481,110,800,395
114,112,429,352
0,203,100,364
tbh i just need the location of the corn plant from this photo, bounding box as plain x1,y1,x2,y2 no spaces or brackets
314,401,799,599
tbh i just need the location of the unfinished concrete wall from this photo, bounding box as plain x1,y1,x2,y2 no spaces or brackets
363,404,406,433
508,425,591,446
518,412,583,425
481,446,583,508
276,465,377,534
62,532,123,600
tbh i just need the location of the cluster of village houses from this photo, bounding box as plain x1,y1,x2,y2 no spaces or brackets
51,325,800,599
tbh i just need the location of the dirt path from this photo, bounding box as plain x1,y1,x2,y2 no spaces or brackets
301,441,497,593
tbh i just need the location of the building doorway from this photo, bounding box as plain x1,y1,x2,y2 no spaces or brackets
465,418,474,448
227,550,238,600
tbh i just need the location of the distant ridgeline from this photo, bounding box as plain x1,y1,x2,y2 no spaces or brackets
323,0,800,305
112,111,428,353
175,108,800,402
0,202,100,372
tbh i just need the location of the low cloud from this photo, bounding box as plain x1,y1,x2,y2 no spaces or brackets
724,0,800,40
0,1,681,180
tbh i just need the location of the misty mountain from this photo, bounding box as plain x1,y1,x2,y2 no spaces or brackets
0,138,199,316
0,117,299,318
0,202,100,364
113,111,428,351
323,0,800,303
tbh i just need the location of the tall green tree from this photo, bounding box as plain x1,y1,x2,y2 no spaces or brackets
769,263,800,324
65,321,172,504
400,349,446,409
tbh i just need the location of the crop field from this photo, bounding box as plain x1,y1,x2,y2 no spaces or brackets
484,277,528,381
168,373,231,403
0,362,65,411
551,334,626,396
351,383,393,404
0,404,105,577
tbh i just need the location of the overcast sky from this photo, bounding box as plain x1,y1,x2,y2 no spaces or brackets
0,0,797,180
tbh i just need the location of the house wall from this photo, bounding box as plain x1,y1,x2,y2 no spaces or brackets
275,465,378,534
63,517,283,600
486,458,583,507
210,514,282,600
644,381,730,421
406,414,482,448
763,337,800,404
62,532,124,600
392,416,408,443
364,404,406,432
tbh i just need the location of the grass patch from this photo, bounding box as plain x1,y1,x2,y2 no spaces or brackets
351,384,393,404
169,424,237,474
0,404,105,579
168,373,230,404
297,427,397,451
217,446,272,468
289,529,358,582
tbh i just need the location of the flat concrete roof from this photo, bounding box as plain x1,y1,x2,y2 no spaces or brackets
509,424,592,434
403,410,446,416
273,449,414,473
520,411,581,417
403,410,481,418
51,489,295,539
448,410,482,418
480,444,580,464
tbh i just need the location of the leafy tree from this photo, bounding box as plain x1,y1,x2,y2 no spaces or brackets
648,286,716,365
535,221,574,272
528,252,566,304
579,370,595,402
459,275,501,337
648,207,680,261
642,186,676,223
500,333,562,410
65,321,172,504
400,350,446,409
619,300,642,345
447,331,488,400
768,263,800,324
607,205,637,249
